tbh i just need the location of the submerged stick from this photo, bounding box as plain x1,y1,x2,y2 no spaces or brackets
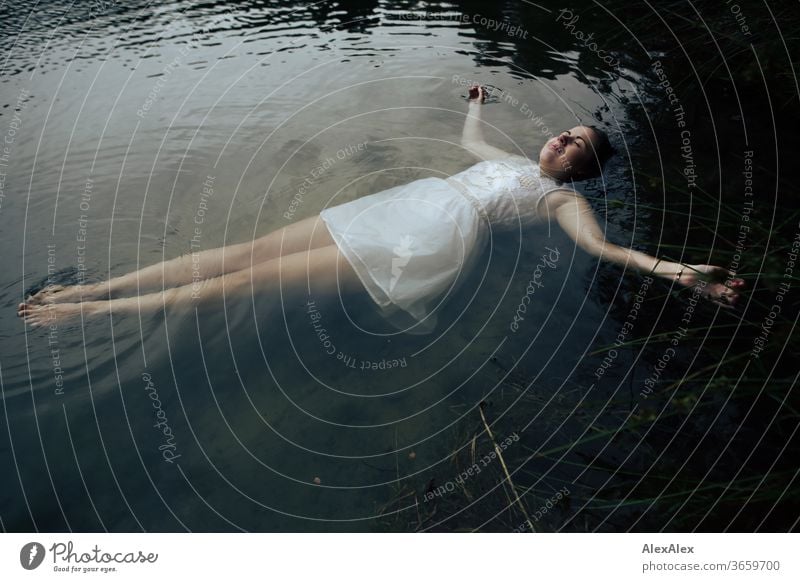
478,403,535,532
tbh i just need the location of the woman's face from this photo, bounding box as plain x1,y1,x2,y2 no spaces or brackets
538,126,597,181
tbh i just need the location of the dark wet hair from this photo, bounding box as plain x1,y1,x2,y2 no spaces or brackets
577,125,614,179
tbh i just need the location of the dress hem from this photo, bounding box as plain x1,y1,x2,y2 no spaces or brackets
319,211,394,311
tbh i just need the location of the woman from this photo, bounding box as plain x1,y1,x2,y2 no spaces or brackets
19,86,745,331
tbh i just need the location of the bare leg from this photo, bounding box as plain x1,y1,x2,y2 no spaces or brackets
28,213,336,304
19,244,363,327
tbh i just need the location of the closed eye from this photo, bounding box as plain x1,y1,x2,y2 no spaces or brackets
564,130,585,147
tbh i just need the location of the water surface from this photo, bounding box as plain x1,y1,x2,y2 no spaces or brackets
1,0,664,532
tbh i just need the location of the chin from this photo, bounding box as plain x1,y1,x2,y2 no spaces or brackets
539,147,558,166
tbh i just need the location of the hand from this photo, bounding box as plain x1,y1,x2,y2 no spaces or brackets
468,84,486,104
676,264,746,309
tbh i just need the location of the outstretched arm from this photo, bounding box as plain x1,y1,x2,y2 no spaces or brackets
461,85,514,161
549,191,746,307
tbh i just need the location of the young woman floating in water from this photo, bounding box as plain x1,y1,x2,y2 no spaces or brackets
19,86,745,332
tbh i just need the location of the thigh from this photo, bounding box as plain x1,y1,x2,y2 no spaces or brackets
264,213,335,257
307,244,365,297
270,243,365,298
288,213,337,249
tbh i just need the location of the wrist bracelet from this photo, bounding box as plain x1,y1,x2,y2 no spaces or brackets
651,258,662,276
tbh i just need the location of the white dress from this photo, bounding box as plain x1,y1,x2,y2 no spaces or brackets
319,155,565,335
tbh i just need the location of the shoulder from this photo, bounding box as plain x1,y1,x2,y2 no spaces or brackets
533,187,587,223
545,187,583,204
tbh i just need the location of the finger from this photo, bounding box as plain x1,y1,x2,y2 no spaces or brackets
712,266,734,276
711,294,732,309
718,293,737,309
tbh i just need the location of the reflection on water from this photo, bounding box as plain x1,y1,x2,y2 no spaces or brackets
1,0,640,531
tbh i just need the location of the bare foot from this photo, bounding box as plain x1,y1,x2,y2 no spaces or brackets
27,282,107,305
17,302,99,327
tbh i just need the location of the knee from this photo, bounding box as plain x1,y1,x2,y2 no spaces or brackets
251,232,278,259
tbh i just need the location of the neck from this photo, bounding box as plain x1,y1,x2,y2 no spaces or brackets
538,163,561,181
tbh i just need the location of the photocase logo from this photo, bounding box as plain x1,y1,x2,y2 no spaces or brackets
389,234,414,292
20,542,46,570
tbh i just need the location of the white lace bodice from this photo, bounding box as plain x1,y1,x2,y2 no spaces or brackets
445,155,565,230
